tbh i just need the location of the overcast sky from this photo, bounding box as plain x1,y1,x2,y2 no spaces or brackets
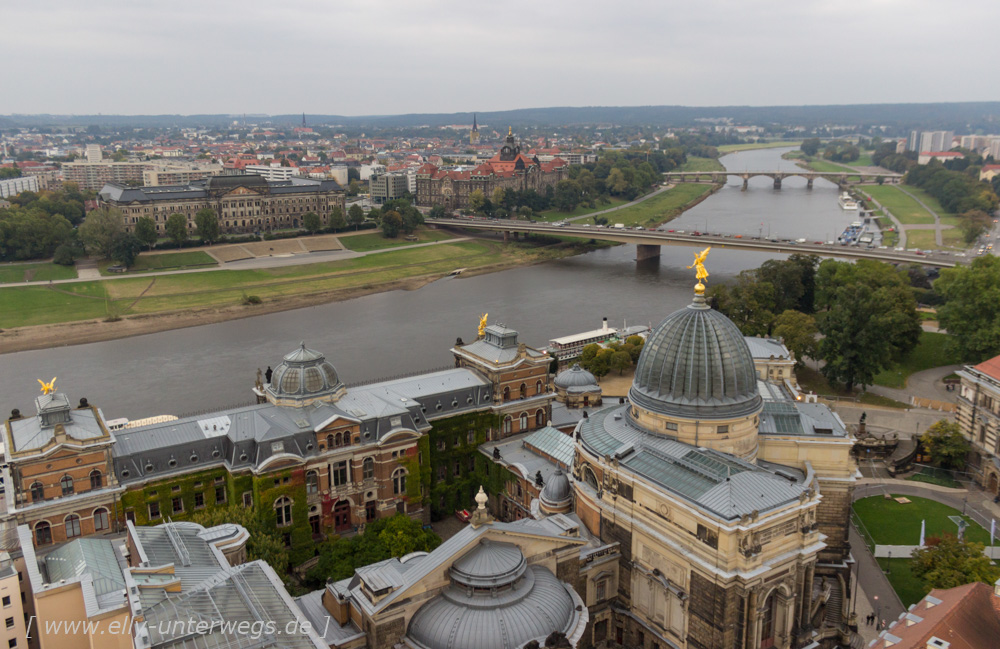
3,0,997,116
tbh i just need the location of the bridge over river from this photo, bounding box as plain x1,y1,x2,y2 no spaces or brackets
662,170,904,189
426,218,959,268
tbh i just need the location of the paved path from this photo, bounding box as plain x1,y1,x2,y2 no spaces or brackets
896,186,945,247
0,237,473,288
864,364,961,409
862,191,908,249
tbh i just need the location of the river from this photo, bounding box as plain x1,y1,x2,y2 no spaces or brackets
1,147,861,420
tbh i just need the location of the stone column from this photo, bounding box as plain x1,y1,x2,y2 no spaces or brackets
745,588,759,649
635,244,661,261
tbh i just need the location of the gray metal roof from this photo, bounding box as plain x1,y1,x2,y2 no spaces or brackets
578,406,806,520
450,539,526,588
44,538,126,598
744,336,792,361
630,294,762,420
554,364,600,390
6,402,109,455
540,468,572,505
99,175,341,205
759,400,847,437
296,590,364,645
522,426,576,468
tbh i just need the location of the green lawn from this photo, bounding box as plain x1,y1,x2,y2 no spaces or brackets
718,141,801,153
898,186,953,218
846,153,874,167
340,228,456,252
863,186,935,225
795,366,910,408
98,250,218,275
600,183,715,228
804,158,862,176
536,197,629,222
679,157,725,172
877,555,930,608
0,262,78,283
873,332,961,388
0,240,516,328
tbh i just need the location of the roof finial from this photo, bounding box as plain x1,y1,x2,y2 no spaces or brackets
687,247,711,296
508,126,512,137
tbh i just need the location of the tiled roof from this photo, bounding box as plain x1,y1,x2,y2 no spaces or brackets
870,581,1000,649
973,355,1000,382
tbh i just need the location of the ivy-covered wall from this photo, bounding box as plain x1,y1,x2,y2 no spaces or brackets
425,410,512,520
252,467,313,565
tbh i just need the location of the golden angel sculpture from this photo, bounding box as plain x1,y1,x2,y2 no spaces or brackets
687,247,712,292
478,313,489,338
38,377,57,395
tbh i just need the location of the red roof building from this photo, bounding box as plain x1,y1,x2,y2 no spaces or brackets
870,581,1000,649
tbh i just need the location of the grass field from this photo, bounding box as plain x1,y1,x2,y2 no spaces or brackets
600,184,715,228
846,153,874,167
854,494,992,606
679,157,725,172
0,240,539,329
873,332,960,388
796,366,909,408
340,228,456,252
903,230,940,251
718,141,801,153
0,262,77,283
863,186,936,225
98,250,218,275
897,186,953,217
536,197,629,222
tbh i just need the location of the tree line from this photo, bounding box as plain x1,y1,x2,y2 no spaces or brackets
0,185,88,262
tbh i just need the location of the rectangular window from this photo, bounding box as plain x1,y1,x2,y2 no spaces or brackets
1,596,8,607
148,502,161,520
596,580,606,601
665,422,678,431
8,638,14,648
172,497,183,514
5,618,12,629
194,492,205,509
242,491,253,507
332,461,349,487
717,425,729,434
216,486,227,504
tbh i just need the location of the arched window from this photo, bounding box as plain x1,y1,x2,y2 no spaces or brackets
335,432,343,447
760,591,777,648
535,380,542,395
502,386,510,401
90,470,102,490
94,508,110,532
583,466,599,491
326,434,334,449
343,433,351,447
35,521,52,546
519,383,527,399
535,409,545,427
305,470,319,495
60,475,74,496
274,496,293,527
363,457,374,480
30,481,44,502
392,468,407,495
65,514,81,539
503,416,512,435
519,412,528,430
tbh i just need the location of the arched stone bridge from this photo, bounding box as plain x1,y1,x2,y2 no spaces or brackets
662,170,904,190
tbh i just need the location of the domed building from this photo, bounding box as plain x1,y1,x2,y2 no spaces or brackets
553,364,602,409
569,272,857,649
264,342,346,406
539,468,573,514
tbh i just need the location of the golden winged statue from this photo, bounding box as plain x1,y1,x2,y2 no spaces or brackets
478,313,489,338
38,377,57,395
687,247,711,292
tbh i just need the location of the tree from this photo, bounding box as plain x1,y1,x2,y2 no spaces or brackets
468,189,486,214
491,186,506,209
580,343,601,368
380,210,403,238
935,256,1000,361
165,213,188,246
0,165,20,179
133,216,158,250
610,350,632,375
191,505,289,579
772,310,819,367
194,209,220,244
328,207,347,230
429,205,446,219
400,207,423,234
708,270,776,336
957,209,993,244
110,232,143,268
347,204,365,230
589,348,613,380
302,211,322,234
920,420,970,470
911,534,1000,591
800,138,822,156
78,207,124,259
553,180,582,212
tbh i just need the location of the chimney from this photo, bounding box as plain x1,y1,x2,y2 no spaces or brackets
927,638,950,649
602,317,608,332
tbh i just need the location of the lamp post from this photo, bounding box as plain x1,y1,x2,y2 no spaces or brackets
874,595,880,629
886,550,891,575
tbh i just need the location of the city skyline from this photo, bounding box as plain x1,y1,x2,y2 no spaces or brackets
3,0,999,115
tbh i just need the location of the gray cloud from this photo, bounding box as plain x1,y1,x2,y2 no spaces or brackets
2,0,997,115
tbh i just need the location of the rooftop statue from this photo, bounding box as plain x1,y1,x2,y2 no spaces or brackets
37,377,57,395
687,246,711,294
478,313,488,338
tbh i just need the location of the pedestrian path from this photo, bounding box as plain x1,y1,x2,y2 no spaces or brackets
874,544,1000,558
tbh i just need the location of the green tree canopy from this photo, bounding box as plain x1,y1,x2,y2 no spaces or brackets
77,207,125,259
553,180,582,212
935,255,1000,361
329,206,347,230
133,216,158,249
191,505,290,580
165,213,188,246
110,232,143,268
380,210,403,238
302,211,322,234
919,420,970,470
468,189,486,214
194,208,220,243
610,350,633,375
911,534,1000,591
800,138,822,156
772,310,818,367
429,205,446,219
347,204,365,229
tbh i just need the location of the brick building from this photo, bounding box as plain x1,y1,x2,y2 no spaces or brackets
416,129,569,209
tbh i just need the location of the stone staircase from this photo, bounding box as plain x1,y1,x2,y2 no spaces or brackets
825,580,843,626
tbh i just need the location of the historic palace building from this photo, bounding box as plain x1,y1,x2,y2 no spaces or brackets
956,354,1000,492
97,173,345,235
415,129,569,210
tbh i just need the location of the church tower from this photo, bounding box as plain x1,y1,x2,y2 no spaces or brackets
469,113,480,145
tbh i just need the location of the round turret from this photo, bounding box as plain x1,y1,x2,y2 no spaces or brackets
265,342,345,406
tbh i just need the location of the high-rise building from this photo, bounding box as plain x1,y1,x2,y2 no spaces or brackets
369,172,409,205
907,130,920,152
84,143,102,163
918,130,955,153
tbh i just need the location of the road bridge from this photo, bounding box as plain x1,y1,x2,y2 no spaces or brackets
662,170,903,190
426,218,959,268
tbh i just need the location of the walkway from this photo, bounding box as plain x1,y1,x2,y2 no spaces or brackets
862,192,908,249
565,183,677,223
865,364,962,407
896,186,945,247
873,544,1000,559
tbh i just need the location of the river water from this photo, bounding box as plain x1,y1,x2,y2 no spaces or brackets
1,147,860,419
